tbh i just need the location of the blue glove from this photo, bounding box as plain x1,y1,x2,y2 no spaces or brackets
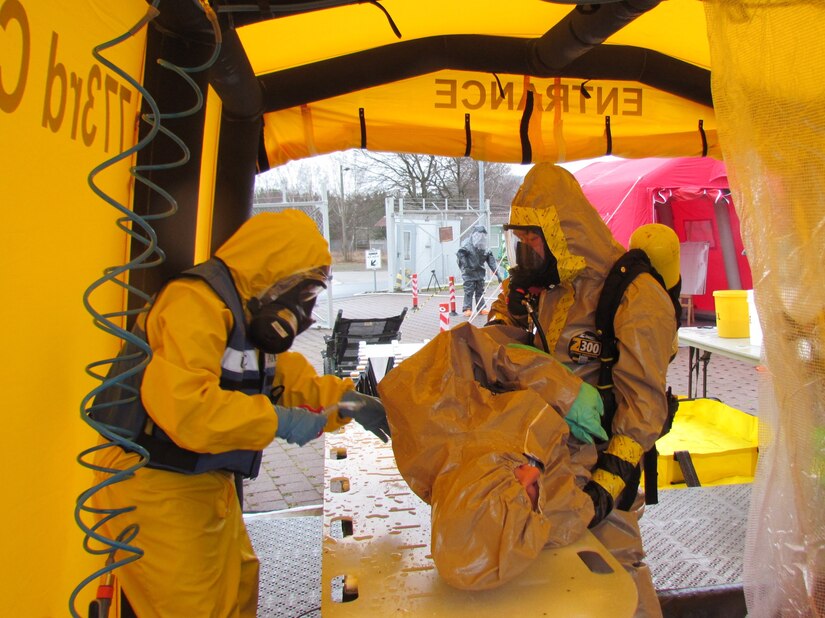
565,383,608,444
274,405,327,446
338,391,391,443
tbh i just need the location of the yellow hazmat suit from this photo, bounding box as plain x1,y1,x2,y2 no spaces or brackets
93,210,352,617
490,164,676,617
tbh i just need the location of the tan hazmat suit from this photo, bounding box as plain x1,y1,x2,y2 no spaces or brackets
489,164,676,617
379,322,595,590
383,165,673,613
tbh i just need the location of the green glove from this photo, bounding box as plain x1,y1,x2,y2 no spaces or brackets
506,343,547,355
565,382,608,444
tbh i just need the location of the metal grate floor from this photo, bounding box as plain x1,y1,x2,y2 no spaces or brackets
247,483,750,616
246,516,322,618
640,483,750,592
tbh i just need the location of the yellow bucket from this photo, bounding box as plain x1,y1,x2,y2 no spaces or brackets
713,290,749,338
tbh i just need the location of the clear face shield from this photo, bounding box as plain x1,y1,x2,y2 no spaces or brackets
503,225,549,273
253,265,331,310
470,230,488,250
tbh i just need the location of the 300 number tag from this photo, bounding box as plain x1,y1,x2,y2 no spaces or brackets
568,331,602,364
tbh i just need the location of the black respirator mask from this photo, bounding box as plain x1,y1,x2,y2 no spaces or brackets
504,227,561,316
506,260,560,317
247,270,328,354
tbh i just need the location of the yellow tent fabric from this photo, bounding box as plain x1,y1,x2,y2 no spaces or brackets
258,71,718,166
0,1,149,616
238,0,719,167
4,0,825,616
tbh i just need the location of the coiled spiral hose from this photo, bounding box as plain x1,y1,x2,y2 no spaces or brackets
70,2,220,616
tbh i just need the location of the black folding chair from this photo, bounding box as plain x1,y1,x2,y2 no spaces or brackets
321,308,408,384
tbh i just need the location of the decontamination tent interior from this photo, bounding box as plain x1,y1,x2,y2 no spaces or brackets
574,157,752,314
1,1,823,616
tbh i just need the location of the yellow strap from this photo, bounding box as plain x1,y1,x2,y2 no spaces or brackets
592,468,626,501
606,434,644,466
543,282,574,353
542,207,586,284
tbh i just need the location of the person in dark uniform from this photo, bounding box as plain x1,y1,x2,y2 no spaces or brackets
456,224,503,316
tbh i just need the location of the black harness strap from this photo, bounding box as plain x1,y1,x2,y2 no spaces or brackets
359,108,367,149
604,115,613,156
135,432,201,474
595,249,662,431
595,248,681,507
464,113,472,157
519,89,534,164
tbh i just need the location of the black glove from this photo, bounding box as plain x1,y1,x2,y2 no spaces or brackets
338,391,391,443
583,480,614,528
507,282,532,317
506,270,536,317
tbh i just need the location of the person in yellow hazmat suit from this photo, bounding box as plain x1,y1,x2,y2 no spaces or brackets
91,209,388,617
487,164,680,617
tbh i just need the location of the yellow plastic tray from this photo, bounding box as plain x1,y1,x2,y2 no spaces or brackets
649,398,758,488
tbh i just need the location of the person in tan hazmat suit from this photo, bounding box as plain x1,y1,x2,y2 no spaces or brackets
488,164,679,617
91,210,389,617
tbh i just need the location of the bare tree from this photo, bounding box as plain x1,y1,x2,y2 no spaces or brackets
255,151,523,263
339,190,387,253
355,152,445,198
255,159,323,202
255,156,362,260
354,151,521,208
433,157,476,200
485,162,524,208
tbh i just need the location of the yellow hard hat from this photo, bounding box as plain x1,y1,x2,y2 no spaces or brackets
629,224,681,289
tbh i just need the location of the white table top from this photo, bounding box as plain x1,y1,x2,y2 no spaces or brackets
678,327,762,365
323,424,637,616
360,341,429,359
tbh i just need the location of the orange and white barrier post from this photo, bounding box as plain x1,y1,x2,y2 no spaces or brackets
448,276,458,316
439,302,450,331
411,273,419,311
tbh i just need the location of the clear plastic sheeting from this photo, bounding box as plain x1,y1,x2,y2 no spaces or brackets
705,2,825,615
378,323,594,590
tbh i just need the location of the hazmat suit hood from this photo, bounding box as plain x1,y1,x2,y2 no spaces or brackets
509,164,625,284
463,224,488,251
214,210,332,305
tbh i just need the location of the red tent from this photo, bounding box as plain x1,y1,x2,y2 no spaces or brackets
574,157,753,314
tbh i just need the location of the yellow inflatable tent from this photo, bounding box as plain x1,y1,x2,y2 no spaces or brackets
1,1,822,616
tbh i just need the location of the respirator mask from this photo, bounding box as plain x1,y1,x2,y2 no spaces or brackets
247,266,329,354
502,225,560,316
